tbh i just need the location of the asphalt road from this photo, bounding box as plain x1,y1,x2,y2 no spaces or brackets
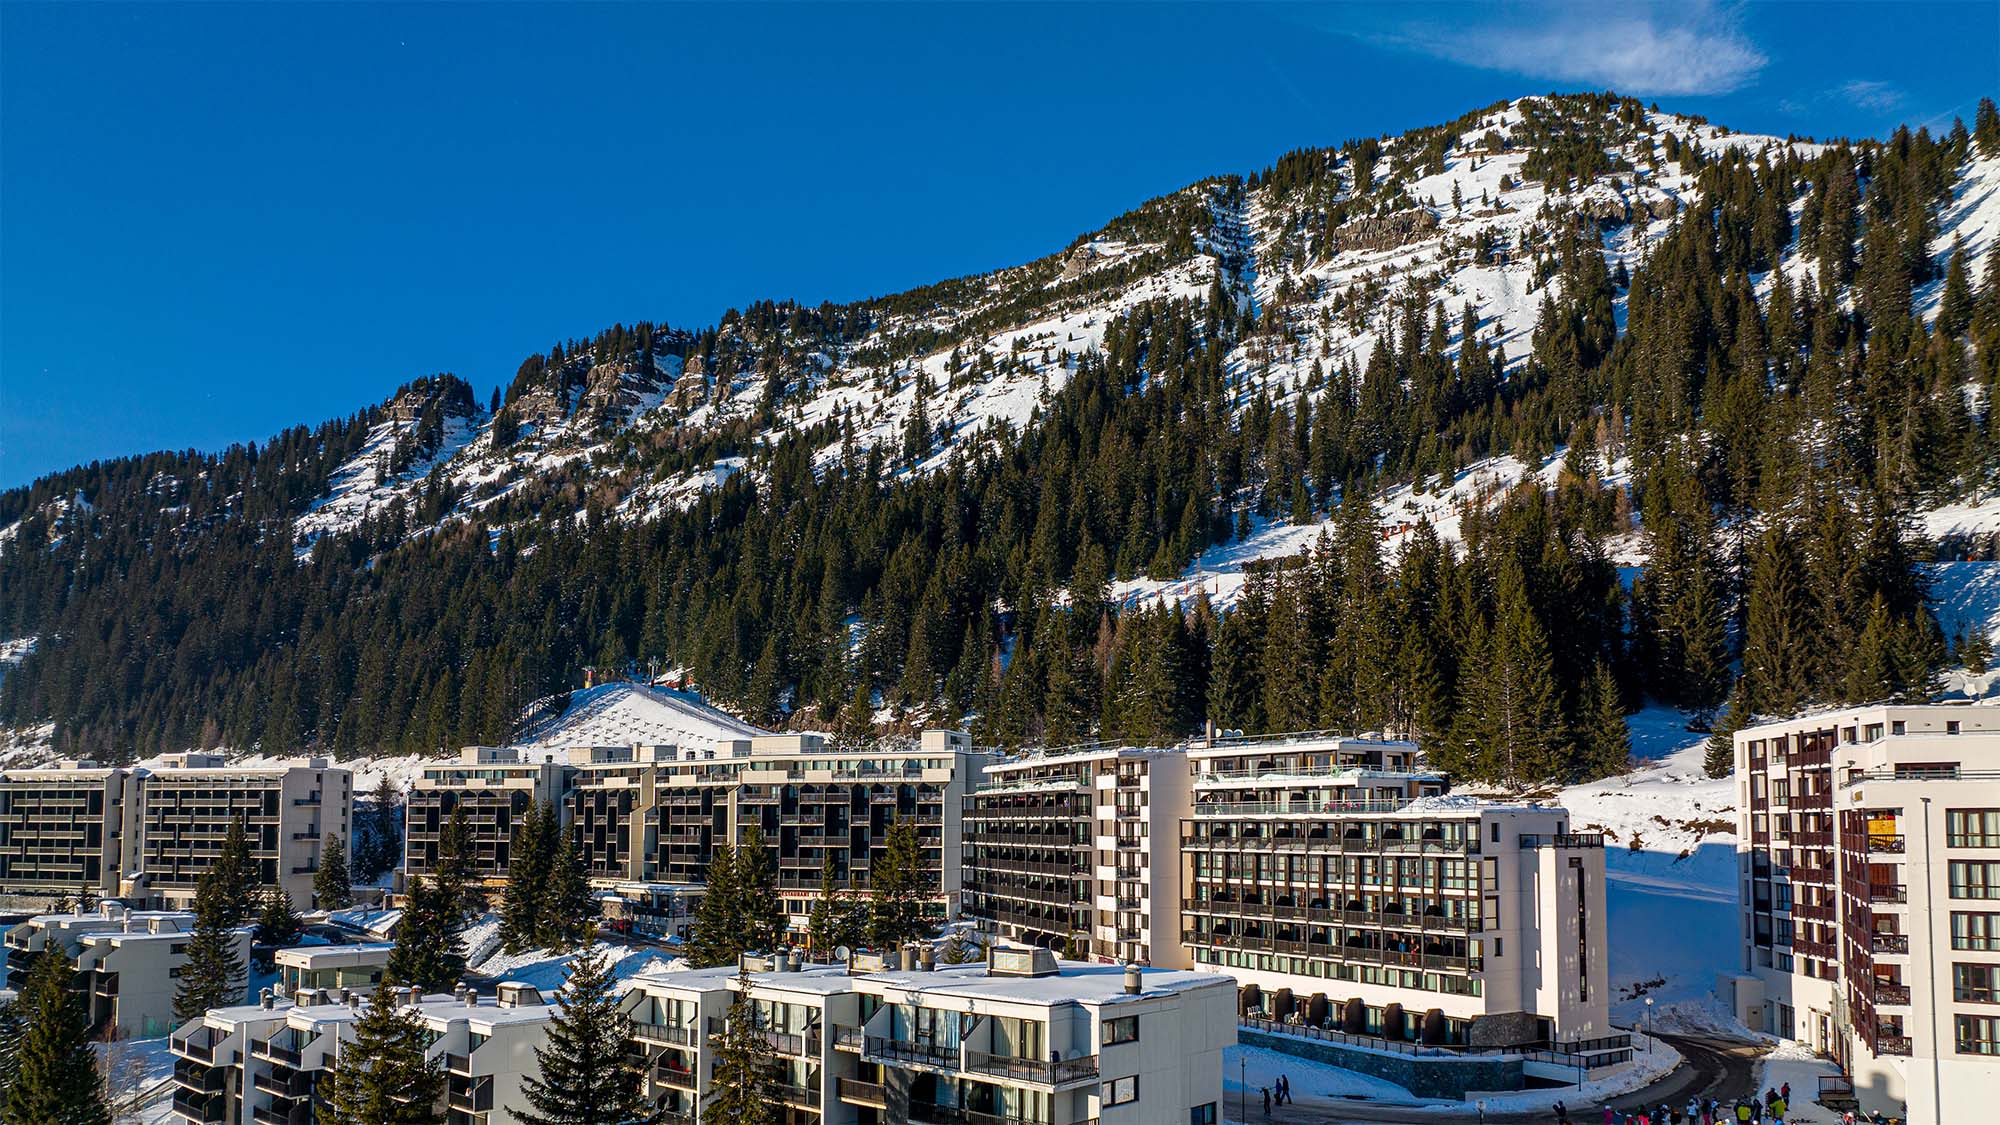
1226,1034,1765,1125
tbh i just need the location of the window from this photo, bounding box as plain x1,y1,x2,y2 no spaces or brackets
1102,1016,1139,1046
1190,1105,1218,1125
1957,964,2000,1004
1950,721,1963,735
1892,721,1907,736
1957,1015,2000,1055
1951,861,2000,899
1954,913,2000,951
1104,1076,1138,1106
1950,811,2000,849
1490,823,1499,843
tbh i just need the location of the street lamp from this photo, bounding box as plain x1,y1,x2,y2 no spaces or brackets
1241,1053,1247,1123
1644,996,1655,1053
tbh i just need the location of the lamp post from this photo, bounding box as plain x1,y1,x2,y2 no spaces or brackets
1241,1053,1247,1123
1644,996,1655,1053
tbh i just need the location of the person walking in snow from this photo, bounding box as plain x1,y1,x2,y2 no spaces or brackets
1688,1097,1702,1124
1261,1086,1271,1118
1554,1098,1569,1125
1780,1082,1790,1104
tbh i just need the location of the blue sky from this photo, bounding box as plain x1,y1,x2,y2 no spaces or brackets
3,1,1995,487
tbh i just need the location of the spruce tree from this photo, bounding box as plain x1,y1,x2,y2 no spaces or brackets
733,826,785,954
539,820,592,952
1707,682,1751,779
432,804,480,918
3,951,109,1125
209,814,258,926
0,994,20,1112
1578,661,1632,781
319,984,446,1125
701,965,778,1125
515,938,661,1125
385,879,466,993
356,775,403,883
315,834,353,910
806,852,855,954
867,817,930,949
257,885,303,949
688,844,741,968
501,801,550,954
175,869,246,1021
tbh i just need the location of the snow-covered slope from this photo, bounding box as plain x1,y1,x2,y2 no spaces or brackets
514,681,770,750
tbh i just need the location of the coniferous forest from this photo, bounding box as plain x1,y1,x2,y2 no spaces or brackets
5,94,2000,787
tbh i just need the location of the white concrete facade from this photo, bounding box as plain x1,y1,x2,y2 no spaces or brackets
1734,705,2000,1122
622,946,1235,1125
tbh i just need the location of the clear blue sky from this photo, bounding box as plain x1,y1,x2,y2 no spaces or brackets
3,1,1995,487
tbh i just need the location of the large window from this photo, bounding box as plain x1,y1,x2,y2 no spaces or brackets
1953,913,2000,951
1950,810,2000,849
1950,861,2000,899
1102,1016,1138,1046
1104,1076,1138,1106
1957,1015,2000,1055
1954,963,2000,1004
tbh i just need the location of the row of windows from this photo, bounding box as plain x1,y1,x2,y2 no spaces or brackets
1948,810,2000,849
1191,948,1484,996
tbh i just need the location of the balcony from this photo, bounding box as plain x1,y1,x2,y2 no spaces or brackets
908,1104,1058,1125
1867,835,1906,854
965,1048,1100,1088
1871,934,1911,954
443,1052,473,1076
172,1060,225,1093
253,1069,313,1099
771,1082,821,1109
832,1024,865,1052
448,1078,495,1113
653,1061,698,1091
1869,885,1907,905
251,1104,305,1125
755,1028,820,1057
169,1092,225,1124
837,1077,888,1107
630,1021,698,1048
170,1028,218,1064
254,1031,307,1066
1877,1034,1914,1056
91,972,119,996
1872,981,1912,1005
864,1033,959,1070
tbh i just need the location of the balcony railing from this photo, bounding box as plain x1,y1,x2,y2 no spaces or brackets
170,1028,218,1064
1877,1034,1914,1056
865,1033,959,1069
964,1048,1100,1087
443,1052,473,1075
832,1024,866,1052
169,1091,224,1124
172,1060,225,1093
1871,934,1911,954
629,1021,698,1048
771,1082,821,1108
908,1104,1073,1125
837,1077,888,1106
1867,835,1906,854
1872,981,1912,1005
1869,885,1907,904
653,1062,698,1090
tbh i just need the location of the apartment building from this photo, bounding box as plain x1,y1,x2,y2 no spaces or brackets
273,942,394,995
1733,704,2000,1121
1179,733,1610,1049
132,754,352,911
622,945,1235,1125
961,744,1190,967
404,746,569,888
567,745,666,881
3,905,252,1037
168,982,557,1125
0,760,140,901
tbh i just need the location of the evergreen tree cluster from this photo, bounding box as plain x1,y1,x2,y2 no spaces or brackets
499,800,591,955
1,95,1996,788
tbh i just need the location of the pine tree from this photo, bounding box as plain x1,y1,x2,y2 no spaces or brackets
701,965,778,1125
315,835,353,910
538,821,592,952
386,879,466,993
1938,238,1976,337
805,852,855,953
867,817,930,949
502,801,550,954
1742,527,1812,716
209,814,258,926
3,950,110,1125
1707,681,1751,779
687,844,741,968
432,804,480,918
356,775,403,883
256,885,302,948
733,826,785,954
319,984,446,1125
1579,660,1632,781
516,938,661,1125
175,868,246,1021
0,994,21,1112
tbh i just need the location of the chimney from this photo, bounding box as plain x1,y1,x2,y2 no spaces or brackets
918,945,936,972
1124,963,1142,995
406,985,421,1008
260,989,275,1010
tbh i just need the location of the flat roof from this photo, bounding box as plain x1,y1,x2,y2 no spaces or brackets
630,959,1235,1007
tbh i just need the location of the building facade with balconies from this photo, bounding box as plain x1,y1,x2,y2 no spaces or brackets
1181,733,1608,1049
404,747,569,890
961,745,1190,967
133,754,352,912
75,914,253,1039
0,760,141,902
622,945,1235,1125
1733,704,2000,1121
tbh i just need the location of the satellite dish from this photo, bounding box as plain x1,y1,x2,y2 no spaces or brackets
834,945,851,961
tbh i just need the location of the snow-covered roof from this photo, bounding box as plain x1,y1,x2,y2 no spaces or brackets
518,682,768,751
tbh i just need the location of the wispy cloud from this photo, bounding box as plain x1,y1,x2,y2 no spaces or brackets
1353,2,1768,97
1837,80,1906,113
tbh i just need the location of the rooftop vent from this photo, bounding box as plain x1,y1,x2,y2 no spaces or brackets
496,981,544,1008
1124,964,1142,995
987,946,1060,979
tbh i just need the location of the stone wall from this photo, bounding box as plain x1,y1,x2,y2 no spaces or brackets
1237,1028,1524,1100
